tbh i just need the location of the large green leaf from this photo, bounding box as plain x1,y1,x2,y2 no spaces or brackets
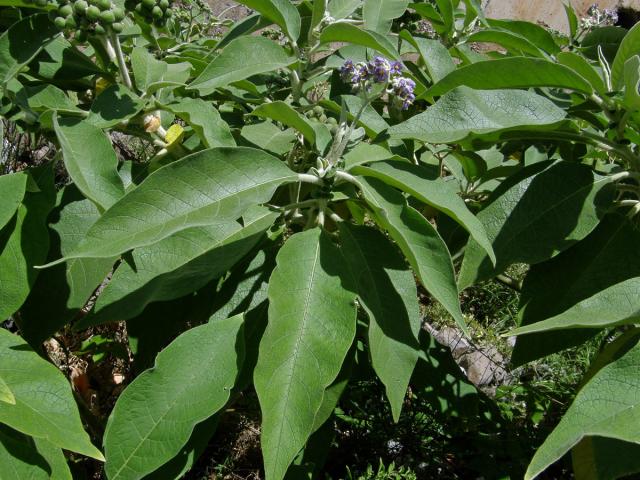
319,23,400,60
512,214,640,366
86,85,145,129
465,30,546,58
328,0,362,19
0,425,72,480
485,19,561,54
525,343,640,480
44,147,297,263
510,277,640,336
24,84,83,115
235,0,301,41
131,47,190,94
54,116,125,211
19,187,115,345
251,101,317,145
388,87,566,143
0,172,27,231
399,31,455,82
339,223,420,421
161,98,236,148
458,161,615,290
0,14,58,86
28,35,103,85
241,121,296,155
0,329,103,460
357,177,465,332
104,315,245,480
611,22,640,89
556,51,607,96
424,57,593,97
572,437,640,480
188,36,295,95
363,0,409,34
83,208,277,325
0,166,55,320
254,228,356,480
352,160,495,264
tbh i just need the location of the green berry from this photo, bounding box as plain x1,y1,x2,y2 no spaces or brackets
111,21,123,32
65,15,77,28
159,0,168,8
59,4,73,16
99,9,115,23
142,0,155,8
327,117,338,126
54,16,67,29
74,0,88,14
151,5,162,18
319,114,328,123
164,8,172,17
112,7,124,20
313,106,324,116
94,23,106,34
98,0,111,9
86,5,100,20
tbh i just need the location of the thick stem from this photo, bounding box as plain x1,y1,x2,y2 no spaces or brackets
495,273,522,292
109,31,133,90
298,173,324,185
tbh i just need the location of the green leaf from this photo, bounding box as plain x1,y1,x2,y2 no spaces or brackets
83,208,277,325
0,14,58,86
19,186,115,345
309,0,327,41
344,143,395,169
252,101,317,144
525,342,640,480
161,98,236,148
510,277,640,336
465,30,546,58
0,172,27,231
254,228,356,480
339,223,420,421
458,161,615,290
235,0,301,41
0,329,103,460
29,35,103,85
622,55,640,111
357,177,466,333
0,376,15,404
485,19,561,54
572,437,640,480
86,85,145,129
320,23,400,60
352,160,496,264
241,121,296,155
434,0,454,33
0,425,72,480
512,214,640,366
24,84,83,115
104,315,245,480
563,1,578,39
363,0,409,34
131,47,190,94
424,57,593,98
328,0,361,19
611,21,640,89
188,36,295,95
388,87,566,143
54,116,125,211
0,166,55,320
556,51,607,96
45,147,297,263
399,31,455,82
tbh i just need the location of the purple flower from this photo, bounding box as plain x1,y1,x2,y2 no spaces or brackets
390,77,416,110
369,56,391,83
390,61,403,77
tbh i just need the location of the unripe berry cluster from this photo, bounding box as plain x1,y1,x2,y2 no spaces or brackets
52,0,126,41
305,106,339,134
124,0,173,27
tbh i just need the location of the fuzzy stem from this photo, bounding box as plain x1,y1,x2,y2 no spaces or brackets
109,31,133,90
298,173,324,186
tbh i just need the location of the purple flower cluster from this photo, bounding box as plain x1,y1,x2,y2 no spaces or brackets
340,56,416,110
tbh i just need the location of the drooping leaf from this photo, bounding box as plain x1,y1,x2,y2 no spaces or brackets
352,160,495,264
611,21,640,89
512,214,640,366
0,14,58,86
572,437,640,480
525,343,640,480
86,85,145,129
254,228,356,480
388,87,566,144
0,172,27,231
510,277,640,336
556,51,607,96
45,147,297,263
363,0,409,34
19,186,115,345
0,329,103,460
29,35,103,86
424,57,593,98
188,36,295,95
357,177,466,332
0,425,72,480
235,0,301,41
54,115,125,211
339,223,420,421
161,98,236,148
251,101,317,145
24,84,83,115
399,30,455,82
320,23,400,60
465,30,546,58
0,166,55,320
104,315,245,480
458,161,615,290
82,208,277,325
486,19,561,54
